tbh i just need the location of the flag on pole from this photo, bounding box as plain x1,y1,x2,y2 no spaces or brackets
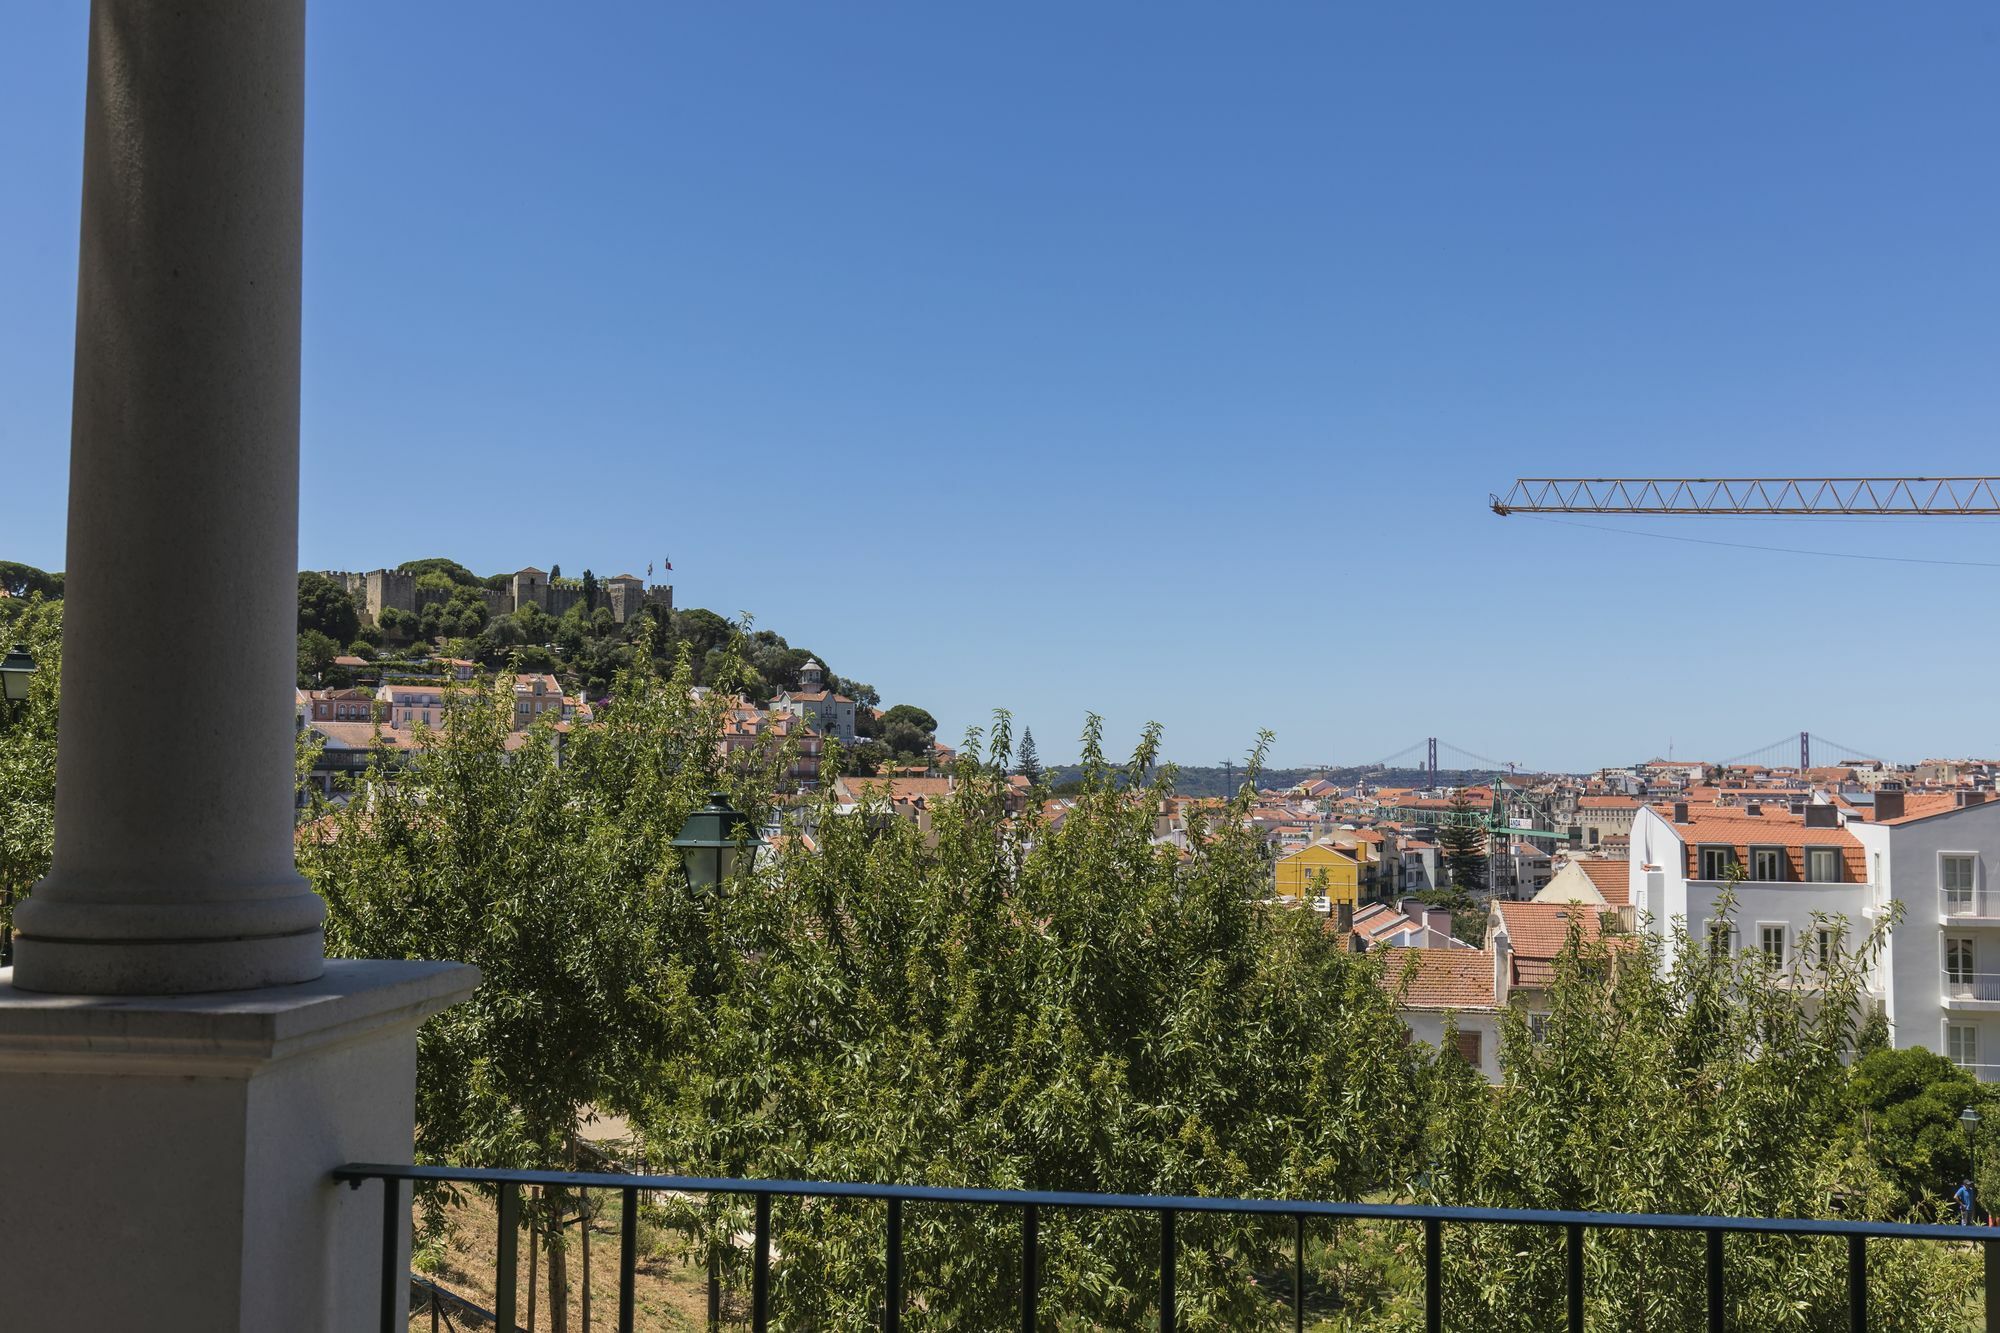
664,554,673,572
647,562,653,577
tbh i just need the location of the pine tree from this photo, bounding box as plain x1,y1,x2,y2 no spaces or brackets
1438,788,1487,902
1017,727,1043,783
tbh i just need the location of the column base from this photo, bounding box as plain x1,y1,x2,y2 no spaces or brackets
11,882,329,993
0,958,479,1332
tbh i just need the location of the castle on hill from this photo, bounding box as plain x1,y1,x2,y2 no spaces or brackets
319,566,672,626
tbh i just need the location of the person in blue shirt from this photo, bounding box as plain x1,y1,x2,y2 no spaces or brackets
1956,1179,1976,1225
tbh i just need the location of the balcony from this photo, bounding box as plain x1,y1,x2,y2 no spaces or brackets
1941,971,2000,1008
336,1162,2000,1333
1941,888,2000,925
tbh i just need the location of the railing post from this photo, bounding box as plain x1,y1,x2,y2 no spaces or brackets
1424,1217,1441,1333
618,1186,638,1333
1566,1223,1583,1331
1986,1238,1999,1333
1706,1228,1724,1332
379,1176,401,1333
1847,1234,1866,1332
1159,1208,1177,1333
754,1191,772,1333
495,1184,520,1333
1022,1203,1039,1333
886,1197,903,1333
1293,1213,1306,1333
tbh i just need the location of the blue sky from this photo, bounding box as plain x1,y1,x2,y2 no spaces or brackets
5,3,2000,771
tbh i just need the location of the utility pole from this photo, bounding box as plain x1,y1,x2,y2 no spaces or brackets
1222,759,1234,797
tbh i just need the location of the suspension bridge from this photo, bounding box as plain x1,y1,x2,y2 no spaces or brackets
1343,732,1895,784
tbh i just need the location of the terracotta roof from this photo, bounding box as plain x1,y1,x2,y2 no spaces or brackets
1649,806,1866,881
1377,947,1496,1010
836,775,955,805
1877,793,1971,825
1576,859,1630,906
1577,796,1638,810
1494,901,1605,960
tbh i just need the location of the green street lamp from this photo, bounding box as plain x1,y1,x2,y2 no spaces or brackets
1964,1106,1983,1194
0,643,37,715
673,792,763,891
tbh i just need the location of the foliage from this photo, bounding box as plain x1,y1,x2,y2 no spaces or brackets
1380,897,1975,1331
1436,790,1486,906
298,571,362,645
297,629,340,686
1017,727,1043,783
0,594,60,951
0,561,63,600
636,718,1427,1329
398,557,483,587
1845,1045,1990,1215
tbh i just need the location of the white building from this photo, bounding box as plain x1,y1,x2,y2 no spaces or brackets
1630,793,2000,1079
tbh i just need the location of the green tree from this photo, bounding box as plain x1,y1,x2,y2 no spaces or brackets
0,593,60,961
297,571,361,645
1017,726,1043,782
1386,897,1973,1331
301,656,772,1329
878,703,938,736
0,562,62,600
639,718,1424,1329
580,569,598,612
399,557,481,587
1437,789,1487,904
297,629,339,686
1846,1045,1988,1214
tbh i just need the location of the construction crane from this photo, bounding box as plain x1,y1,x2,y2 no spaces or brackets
1491,477,2000,516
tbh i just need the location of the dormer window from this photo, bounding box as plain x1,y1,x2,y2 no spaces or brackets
1806,848,1841,883
1749,847,1785,882
1698,846,1736,880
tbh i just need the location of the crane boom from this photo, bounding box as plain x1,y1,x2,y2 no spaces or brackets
1491,477,2000,516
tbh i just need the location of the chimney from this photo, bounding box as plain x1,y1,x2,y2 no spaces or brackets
1745,802,1762,816
1958,791,1989,808
1346,931,1367,954
1673,801,1690,824
1336,902,1354,932
1790,801,1807,815
1804,803,1841,828
1424,907,1454,940
1872,792,1905,822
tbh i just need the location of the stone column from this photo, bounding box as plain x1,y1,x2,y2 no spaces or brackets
11,0,326,993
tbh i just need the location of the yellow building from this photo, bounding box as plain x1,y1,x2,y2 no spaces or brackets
1273,842,1361,907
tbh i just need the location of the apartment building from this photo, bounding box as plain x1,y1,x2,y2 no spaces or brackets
1630,794,2000,1080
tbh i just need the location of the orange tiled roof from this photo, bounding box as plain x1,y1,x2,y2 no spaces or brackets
1377,947,1495,1010
1576,859,1630,907
1494,901,1605,961
1651,806,1866,881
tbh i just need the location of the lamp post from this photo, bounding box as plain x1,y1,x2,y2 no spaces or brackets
673,792,763,891
0,643,36,720
1964,1106,1984,1219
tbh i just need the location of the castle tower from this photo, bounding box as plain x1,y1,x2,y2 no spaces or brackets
511,566,546,613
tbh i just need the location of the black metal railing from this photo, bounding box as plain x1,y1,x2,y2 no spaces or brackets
336,1162,2000,1333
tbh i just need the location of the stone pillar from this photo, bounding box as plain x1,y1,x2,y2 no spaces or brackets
0,5,482,1328
11,0,326,993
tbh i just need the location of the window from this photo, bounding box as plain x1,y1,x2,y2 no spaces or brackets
1948,938,1976,995
1816,927,1835,969
1699,846,1737,880
1750,848,1784,882
1528,1013,1550,1044
1453,1031,1483,1067
1759,925,1786,966
1707,920,1737,957
1950,1024,1979,1069
1806,848,1841,884
1944,855,1978,915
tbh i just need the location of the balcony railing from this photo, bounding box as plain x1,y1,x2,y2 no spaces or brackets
1943,888,2000,919
1943,971,2000,1002
336,1162,2000,1333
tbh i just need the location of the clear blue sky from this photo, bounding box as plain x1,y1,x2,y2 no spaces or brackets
5,3,1999,771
